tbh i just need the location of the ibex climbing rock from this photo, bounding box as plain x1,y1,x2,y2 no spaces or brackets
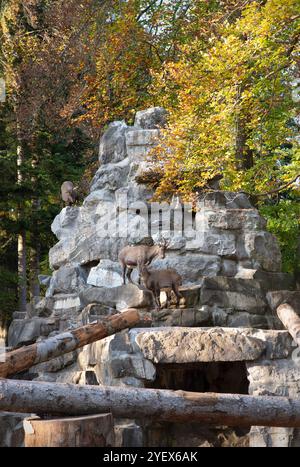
140,265,183,310
61,181,78,206
118,239,169,285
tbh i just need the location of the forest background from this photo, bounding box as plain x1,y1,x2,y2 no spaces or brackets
0,0,299,331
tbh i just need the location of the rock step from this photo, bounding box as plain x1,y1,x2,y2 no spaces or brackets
8,318,60,348
12,311,27,320
198,276,268,315
133,326,293,363
149,307,280,329
235,270,295,291
266,290,300,312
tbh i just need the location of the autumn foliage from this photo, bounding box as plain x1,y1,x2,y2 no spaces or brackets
0,0,299,318
149,0,300,200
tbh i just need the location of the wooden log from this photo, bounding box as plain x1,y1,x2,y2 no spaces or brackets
0,308,141,378
24,413,114,447
1,379,300,427
277,302,300,347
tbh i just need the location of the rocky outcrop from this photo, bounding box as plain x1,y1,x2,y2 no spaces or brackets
247,359,300,447
47,107,282,289
79,284,154,311
8,318,60,348
8,107,295,353
135,327,267,363
5,107,300,448
28,106,288,334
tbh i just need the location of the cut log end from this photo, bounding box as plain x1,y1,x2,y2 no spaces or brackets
24,413,115,447
277,302,300,348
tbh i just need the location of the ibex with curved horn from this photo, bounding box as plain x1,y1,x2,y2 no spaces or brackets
118,238,170,285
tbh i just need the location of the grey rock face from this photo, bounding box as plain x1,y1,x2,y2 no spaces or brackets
200,277,268,314
220,259,237,277
32,296,54,317
243,231,282,271
197,191,253,209
153,255,221,283
247,359,300,447
125,128,160,147
0,412,29,447
186,232,236,256
134,327,266,363
29,351,78,374
46,265,87,296
150,307,211,328
249,329,294,360
115,423,144,447
8,318,59,348
38,275,52,286
87,260,124,288
99,121,128,164
235,270,295,290
80,284,154,311
90,159,130,192
48,107,283,293
196,208,266,232
266,290,300,311
51,206,80,241
134,107,168,129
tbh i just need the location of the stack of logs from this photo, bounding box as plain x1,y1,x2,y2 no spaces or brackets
0,303,300,446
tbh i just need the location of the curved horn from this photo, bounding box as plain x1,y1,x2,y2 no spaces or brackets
160,237,170,248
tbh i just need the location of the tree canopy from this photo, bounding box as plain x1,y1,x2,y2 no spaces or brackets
149,0,300,199
0,0,299,325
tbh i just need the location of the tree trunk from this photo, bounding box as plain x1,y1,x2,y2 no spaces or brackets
29,196,41,300
0,308,142,377
17,141,27,311
30,236,40,299
1,379,300,427
235,85,254,170
277,302,300,347
24,413,114,447
29,157,40,299
17,227,27,312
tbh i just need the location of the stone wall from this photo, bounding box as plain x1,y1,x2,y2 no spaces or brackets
8,108,296,349
74,326,299,447
4,107,300,448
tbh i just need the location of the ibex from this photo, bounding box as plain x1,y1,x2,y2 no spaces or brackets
118,238,169,285
140,265,183,310
61,181,78,206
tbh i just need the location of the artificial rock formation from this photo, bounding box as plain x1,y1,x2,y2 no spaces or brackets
17,106,292,334
4,107,300,448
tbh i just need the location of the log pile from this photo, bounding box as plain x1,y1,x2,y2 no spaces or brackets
1,379,300,428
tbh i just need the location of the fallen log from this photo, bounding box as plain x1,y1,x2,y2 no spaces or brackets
277,302,300,347
0,308,141,378
1,379,300,427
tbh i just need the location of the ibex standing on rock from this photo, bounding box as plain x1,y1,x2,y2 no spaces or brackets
140,265,183,310
61,181,78,206
118,239,169,285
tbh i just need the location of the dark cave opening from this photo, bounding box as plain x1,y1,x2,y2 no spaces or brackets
144,361,250,447
145,361,249,394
